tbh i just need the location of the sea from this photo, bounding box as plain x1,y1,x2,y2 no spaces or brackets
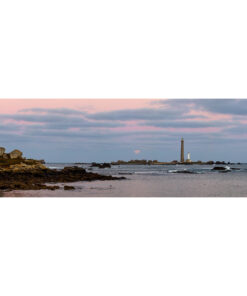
2,163,247,197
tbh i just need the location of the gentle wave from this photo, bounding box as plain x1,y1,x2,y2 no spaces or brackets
47,166,60,169
134,171,167,175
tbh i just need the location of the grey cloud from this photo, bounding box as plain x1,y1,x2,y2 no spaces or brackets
0,113,69,123
0,113,125,129
140,120,227,129
223,125,247,135
156,99,247,116
23,124,232,141
0,122,22,132
87,108,198,121
23,128,128,139
193,99,247,115
0,131,33,142
20,108,86,115
42,120,124,129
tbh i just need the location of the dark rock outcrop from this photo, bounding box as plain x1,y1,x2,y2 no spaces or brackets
0,166,125,191
212,166,229,171
91,162,111,168
0,147,125,191
0,158,46,171
64,185,75,190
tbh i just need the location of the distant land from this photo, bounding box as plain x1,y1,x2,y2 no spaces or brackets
111,160,241,165
73,159,241,166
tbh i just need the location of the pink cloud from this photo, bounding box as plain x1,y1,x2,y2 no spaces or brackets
0,99,155,114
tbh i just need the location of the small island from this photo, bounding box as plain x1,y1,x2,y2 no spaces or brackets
0,147,125,192
110,159,236,165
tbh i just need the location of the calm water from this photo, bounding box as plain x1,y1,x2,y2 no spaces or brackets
2,163,247,197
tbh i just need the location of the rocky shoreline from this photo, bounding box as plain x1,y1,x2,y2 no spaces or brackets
0,147,125,192
0,166,125,191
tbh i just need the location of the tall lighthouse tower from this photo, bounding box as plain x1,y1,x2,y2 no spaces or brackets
180,138,184,163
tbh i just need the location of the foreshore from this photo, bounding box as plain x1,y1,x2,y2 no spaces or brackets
0,148,125,192
2,164,247,197
0,166,126,192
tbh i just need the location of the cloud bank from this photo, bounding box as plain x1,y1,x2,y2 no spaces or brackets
0,99,246,162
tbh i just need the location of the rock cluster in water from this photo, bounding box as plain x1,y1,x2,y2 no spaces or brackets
0,147,125,191
91,162,111,168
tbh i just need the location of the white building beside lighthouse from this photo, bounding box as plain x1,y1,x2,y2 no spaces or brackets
186,152,192,163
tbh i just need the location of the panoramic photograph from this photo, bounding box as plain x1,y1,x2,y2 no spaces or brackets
0,98,246,197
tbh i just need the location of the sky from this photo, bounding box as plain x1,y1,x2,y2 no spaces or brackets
0,99,246,162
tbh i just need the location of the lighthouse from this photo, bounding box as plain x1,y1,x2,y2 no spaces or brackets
180,138,184,163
